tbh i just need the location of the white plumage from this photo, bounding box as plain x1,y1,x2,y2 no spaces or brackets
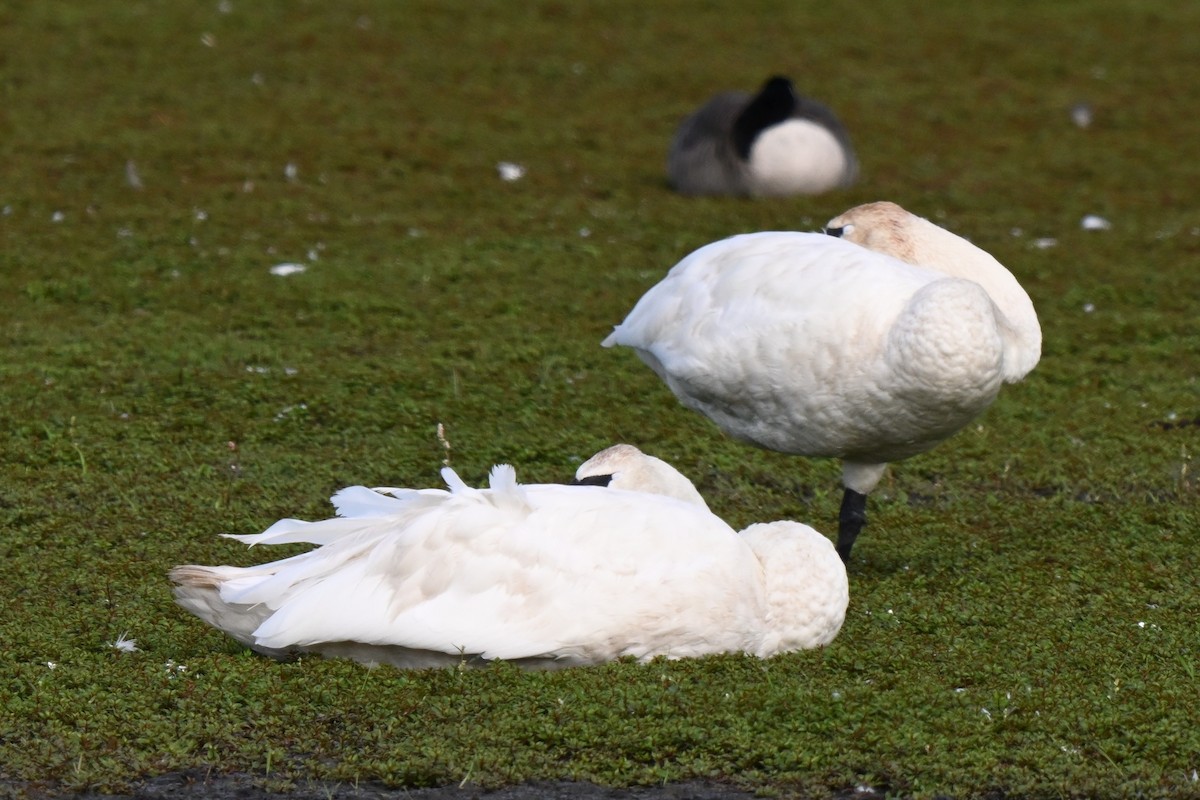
667,75,857,197
171,444,848,669
603,202,1041,562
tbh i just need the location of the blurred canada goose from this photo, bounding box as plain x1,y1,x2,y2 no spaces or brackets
667,75,857,197
171,444,848,669
603,202,1041,562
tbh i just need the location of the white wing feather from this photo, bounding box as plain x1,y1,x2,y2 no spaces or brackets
234,483,761,661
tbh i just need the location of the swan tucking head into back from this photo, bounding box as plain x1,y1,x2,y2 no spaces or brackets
603,201,1042,562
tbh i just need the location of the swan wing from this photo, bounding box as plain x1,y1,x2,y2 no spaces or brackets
605,233,934,373
230,482,762,663
218,485,452,549
605,232,939,452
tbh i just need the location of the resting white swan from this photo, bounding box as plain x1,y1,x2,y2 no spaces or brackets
603,202,1042,562
170,444,848,669
667,75,857,197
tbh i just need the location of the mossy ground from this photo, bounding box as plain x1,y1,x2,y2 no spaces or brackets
1,1,1197,798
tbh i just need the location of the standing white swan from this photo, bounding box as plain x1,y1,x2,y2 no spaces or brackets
603,202,1041,562
667,75,857,197
170,444,848,669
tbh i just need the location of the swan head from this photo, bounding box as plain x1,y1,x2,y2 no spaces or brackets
823,201,919,262
573,444,710,510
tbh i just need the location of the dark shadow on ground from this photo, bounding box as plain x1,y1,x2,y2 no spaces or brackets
9,773,910,800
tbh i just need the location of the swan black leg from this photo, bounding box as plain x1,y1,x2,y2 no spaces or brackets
836,488,868,563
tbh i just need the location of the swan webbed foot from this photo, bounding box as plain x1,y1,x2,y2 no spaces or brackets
836,488,868,563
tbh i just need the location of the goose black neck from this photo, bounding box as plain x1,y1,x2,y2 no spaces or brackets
731,76,797,160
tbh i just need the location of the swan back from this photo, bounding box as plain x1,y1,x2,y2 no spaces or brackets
826,201,1041,381
574,443,709,509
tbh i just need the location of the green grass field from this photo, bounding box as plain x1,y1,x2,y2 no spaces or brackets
2,1,1198,797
